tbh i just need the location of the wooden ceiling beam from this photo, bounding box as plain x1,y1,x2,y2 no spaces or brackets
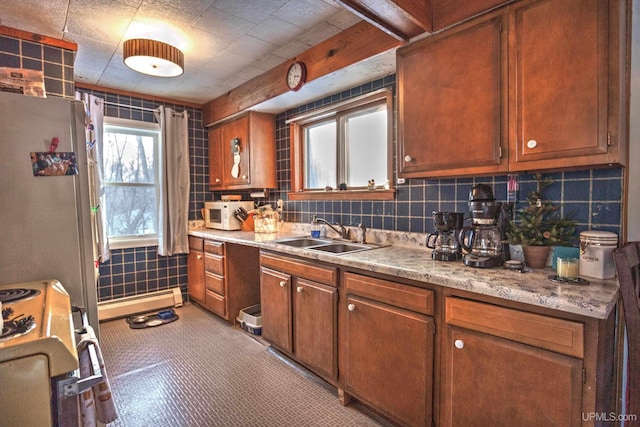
335,0,433,41
203,21,404,126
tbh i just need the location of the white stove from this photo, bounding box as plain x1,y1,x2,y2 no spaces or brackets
0,279,79,426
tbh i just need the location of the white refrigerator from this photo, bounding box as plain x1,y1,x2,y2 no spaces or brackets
0,91,99,332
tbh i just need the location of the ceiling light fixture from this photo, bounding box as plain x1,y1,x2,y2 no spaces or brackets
123,39,184,77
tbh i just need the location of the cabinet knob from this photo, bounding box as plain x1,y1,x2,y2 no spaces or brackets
347,303,356,312
526,139,538,149
242,174,248,180
404,155,413,162
279,281,286,288
296,286,303,293
454,339,464,349
215,178,220,183
196,254,202,260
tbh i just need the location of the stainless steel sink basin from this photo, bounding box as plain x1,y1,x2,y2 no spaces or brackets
272,237,332,247
271,236,385,255
308,243,371,254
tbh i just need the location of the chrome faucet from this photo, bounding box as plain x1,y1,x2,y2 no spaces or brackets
357,223,367,244
312,215,351,240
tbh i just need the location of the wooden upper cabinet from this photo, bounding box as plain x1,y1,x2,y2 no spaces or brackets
508,0,626,171
208,126,224,189
208,111,276,190
433,0,510,31
398,13,507,178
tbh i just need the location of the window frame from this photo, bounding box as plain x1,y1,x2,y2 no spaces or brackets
288,89,395,201
102,116,161,249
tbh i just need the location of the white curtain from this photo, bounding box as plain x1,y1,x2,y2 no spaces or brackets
155,106,190,256
78,92,110,263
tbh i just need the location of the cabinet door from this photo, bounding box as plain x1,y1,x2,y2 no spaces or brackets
344,295,433,426
293,278,338,380
398,14,506,178
260,267,292,353
187,249,205,305
442,327,583,426
208,127,224,189
508,0,615,170
222,115,251,187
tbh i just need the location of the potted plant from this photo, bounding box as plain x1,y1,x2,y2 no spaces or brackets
506,174,577,268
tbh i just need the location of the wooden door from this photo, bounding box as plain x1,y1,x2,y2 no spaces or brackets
260,267,292,353
187,249,205,305
398,14,507,178
208,126,224,189
508,0,613,170
222,115,251,187
442,327,583,426
344,294,434,426
293,278,338,380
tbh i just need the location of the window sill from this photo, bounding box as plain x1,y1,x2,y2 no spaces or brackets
108,236,158,250
288,189,395,201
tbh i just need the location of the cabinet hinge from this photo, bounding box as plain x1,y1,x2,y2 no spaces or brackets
499,146,503,158
433,322,436,335
607,132,611,147
499,21,503,32
583,368,587,384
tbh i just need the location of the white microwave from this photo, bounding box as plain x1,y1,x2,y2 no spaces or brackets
203,201,253,230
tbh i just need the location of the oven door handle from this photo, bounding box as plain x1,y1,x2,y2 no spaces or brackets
60,342,104,396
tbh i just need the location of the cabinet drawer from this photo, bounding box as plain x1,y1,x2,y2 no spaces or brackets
260,253,337,286
189,236,204,251
445,297,584,358
205,271,224,295
205,253,224,275
204,240,224,255
206,289,226,317
344,272,434,316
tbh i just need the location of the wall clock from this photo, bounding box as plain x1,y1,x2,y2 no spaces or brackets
286,61,306,92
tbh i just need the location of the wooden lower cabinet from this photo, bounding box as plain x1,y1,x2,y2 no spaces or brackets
293,278,338,380
260,267,293,353
440,296,614,427
187,236,205,305
341,272,435,426
260,253,338,381
255,252,616,426
188,238,260,323
443,327,583,426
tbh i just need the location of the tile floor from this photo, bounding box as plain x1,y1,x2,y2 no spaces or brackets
99,303,392,427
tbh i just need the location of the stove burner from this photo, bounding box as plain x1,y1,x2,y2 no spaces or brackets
0,315,36,341
0,288,41,304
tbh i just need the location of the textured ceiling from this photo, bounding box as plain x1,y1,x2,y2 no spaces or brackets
0,0,397,109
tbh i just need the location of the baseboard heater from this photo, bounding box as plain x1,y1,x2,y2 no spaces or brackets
98,288,184,321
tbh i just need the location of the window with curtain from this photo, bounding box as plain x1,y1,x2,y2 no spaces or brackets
102,117,161,248
289,89,394,200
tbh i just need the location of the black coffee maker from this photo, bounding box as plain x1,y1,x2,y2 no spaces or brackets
426,211,464,261
458,184,507,268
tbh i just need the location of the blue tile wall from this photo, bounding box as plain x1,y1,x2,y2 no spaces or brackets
0,34,76,98
214,75,623,240
78,88,207,303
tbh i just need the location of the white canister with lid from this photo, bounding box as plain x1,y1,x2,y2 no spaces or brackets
579,231,618,279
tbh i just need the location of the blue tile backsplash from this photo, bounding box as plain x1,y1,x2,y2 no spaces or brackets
2,32,623,305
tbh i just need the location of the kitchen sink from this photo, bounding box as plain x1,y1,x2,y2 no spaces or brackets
272,237,332,247
271,236,385,255
308,243,371,254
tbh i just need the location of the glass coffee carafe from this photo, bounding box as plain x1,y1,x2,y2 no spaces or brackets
458,224,505,267
427,212,464,261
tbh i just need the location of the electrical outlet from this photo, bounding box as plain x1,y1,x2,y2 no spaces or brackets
397,178,405,185
277,199,284,210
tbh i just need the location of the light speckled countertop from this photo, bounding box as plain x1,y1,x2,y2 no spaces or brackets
188,222,619,320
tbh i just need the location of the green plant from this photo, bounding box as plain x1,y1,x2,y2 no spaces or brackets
506,174,577,246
